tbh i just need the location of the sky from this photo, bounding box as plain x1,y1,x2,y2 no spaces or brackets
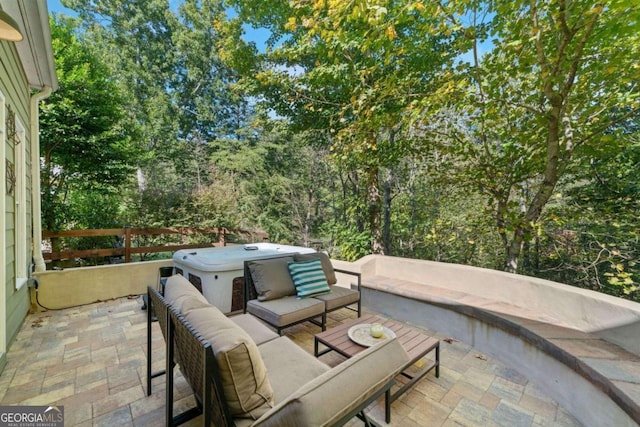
47,0,270,52
48,0,77,17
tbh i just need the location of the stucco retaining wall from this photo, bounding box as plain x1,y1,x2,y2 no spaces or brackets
363,288,637,427
31,260,173,311
355,255,640,355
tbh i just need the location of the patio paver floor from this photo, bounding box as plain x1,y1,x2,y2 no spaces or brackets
0,297,583,426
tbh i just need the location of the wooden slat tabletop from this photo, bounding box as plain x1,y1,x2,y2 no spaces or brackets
315,314,439,361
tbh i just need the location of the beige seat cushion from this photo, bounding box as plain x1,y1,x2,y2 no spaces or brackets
247,296,325,328
230,314,279,346
294,252,337,285
312,286,359,311
163,274,208,313
253,338,410,427
184,305,274,419
249,257,296,301
258,336,330,403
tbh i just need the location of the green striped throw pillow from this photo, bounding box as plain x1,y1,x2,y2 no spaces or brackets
288,259,331,298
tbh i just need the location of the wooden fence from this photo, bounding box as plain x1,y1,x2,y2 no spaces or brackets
42,227,268,263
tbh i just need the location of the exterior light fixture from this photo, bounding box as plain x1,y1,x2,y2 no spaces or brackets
0,9,23,42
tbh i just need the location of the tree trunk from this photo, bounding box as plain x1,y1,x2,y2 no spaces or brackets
504,229,526,273
303,188,314,247
350,170,365,232
381,127,399,255
41,151,62,265
382,167,392,255
409,165,416,253
367,166,384,254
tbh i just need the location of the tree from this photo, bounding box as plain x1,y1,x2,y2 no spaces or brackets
63,0,262,228
40,15,140,236
63,0,180,191
170,0,258,191
535,131,640,299
228,0,455,254
206,112,332,244
419,0,640,272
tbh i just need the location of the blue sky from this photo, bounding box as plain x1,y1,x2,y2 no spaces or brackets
48,0,77,17
48,0,192,16
47,0,270,52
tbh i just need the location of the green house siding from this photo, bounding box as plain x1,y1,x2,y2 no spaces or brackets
5,285,29,344
1,39,33,366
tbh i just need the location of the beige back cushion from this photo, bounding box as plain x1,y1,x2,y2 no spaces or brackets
253,338,409,427
184,304,274,419
249,257,296,301
164,274,208,313
293,252,336,285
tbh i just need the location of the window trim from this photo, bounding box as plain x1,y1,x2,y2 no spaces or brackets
0,90,7,355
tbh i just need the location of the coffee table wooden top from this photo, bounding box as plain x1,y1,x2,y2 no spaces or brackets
315,314,438,362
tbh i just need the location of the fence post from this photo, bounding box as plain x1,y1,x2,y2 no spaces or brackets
125,226,131,263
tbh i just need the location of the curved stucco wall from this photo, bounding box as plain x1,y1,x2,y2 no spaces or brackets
351,255,640,355
363,288,637,427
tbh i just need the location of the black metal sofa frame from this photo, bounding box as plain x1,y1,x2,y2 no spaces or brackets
147,286,207,425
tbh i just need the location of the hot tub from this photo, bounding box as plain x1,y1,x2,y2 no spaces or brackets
172,243,315,313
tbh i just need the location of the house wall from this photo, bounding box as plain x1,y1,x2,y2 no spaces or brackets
1,39,33,373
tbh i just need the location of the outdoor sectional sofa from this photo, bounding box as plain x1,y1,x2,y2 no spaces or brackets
243,252,362,334
147,274,409,426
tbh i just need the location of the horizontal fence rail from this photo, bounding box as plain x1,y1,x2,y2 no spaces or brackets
42,227,268,264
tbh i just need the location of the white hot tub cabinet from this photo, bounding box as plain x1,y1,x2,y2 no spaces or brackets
172,243,315,313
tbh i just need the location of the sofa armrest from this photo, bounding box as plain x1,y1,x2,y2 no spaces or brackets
333,268,361,292
252,338,409,427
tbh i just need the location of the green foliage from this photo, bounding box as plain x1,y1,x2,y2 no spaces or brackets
175,0,256,136
187,168,241,230
392,184,503,268
63,0,179,151
330,223,373,262
40,15,140,232
530,141,640,301
120,163,190,228
60,0,259,232
208,117,332,245
45,0,639,303
416,0,640,272
228,0,456,253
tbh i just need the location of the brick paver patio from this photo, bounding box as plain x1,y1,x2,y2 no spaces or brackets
0,297,583,426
